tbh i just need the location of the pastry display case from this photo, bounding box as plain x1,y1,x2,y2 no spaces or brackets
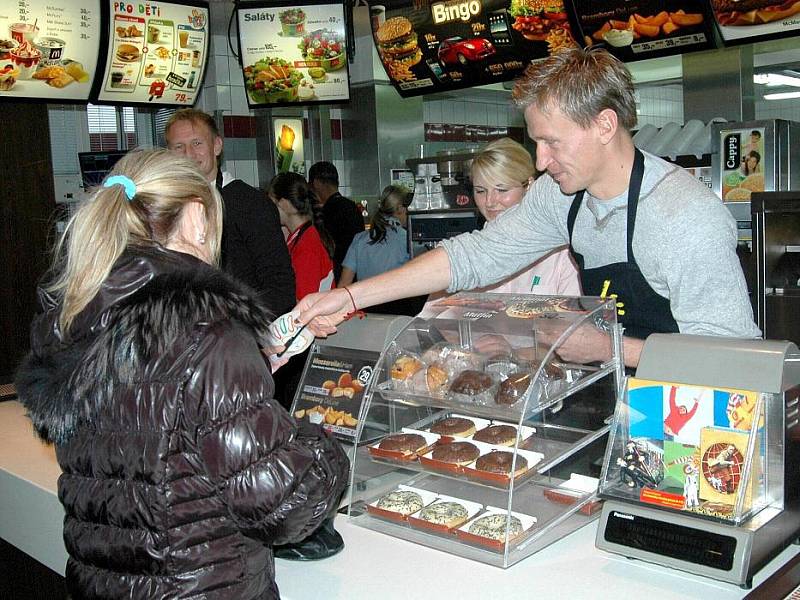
344,292,625,568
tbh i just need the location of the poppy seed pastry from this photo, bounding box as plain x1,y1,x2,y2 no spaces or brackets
472,424,517,446
468,514,523,541
391,355,422,380
430,416,476,437
474,450,528,475
431,441,480,466
417,501,469,528
376,490,424,515
378,433,428,455
450,370,493,396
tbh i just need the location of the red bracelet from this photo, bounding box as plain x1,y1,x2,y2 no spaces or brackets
343,286,357,313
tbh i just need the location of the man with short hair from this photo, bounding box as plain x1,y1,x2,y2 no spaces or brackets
297,48,760,368
308,161,364,282
165,109,295,317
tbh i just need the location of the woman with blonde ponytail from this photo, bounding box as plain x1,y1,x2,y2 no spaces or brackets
15,148,348,599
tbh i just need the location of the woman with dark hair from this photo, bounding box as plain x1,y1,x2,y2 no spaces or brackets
269,172,335,300
740,150,761,176
339,185,411,288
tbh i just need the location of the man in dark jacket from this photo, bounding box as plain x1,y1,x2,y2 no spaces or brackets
166,109,296,316
308,161,365,282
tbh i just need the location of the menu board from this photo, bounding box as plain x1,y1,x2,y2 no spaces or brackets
570,0,716,62
0,0,101,101
93,0,209,106
709,0,800,44
369,0,581,98
237,0,350,108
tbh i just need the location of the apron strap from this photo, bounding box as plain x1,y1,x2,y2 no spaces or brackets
567,148,646,263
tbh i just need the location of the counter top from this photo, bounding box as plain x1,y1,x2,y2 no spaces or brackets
1,400,797,598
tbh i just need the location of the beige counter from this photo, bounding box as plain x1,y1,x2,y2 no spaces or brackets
1,400,797,598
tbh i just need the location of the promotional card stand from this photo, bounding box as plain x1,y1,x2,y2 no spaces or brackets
595,334,800,588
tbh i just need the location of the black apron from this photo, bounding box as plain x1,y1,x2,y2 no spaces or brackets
566,148,678,340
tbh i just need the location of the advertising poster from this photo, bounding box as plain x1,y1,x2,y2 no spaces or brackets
620,378,764,518
369,0,580,98
291,347,379,442
718,126,766,202
273,117,305,174
0,0,101,101
710,0,800,44
94,0,209,106
570,0,715,62
237,0,350,108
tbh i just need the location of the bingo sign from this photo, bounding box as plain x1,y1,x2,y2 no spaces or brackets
92,0,210,106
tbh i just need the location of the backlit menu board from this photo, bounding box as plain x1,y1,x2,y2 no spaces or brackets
237,0,350,108
0,0,101,102
93,0,209,106
570,0,716,62
370,0,580,98
709,0,800,44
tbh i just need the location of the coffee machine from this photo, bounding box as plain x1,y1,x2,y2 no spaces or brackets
404,150,482,257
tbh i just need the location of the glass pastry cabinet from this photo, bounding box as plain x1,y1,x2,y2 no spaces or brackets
344,292,624,568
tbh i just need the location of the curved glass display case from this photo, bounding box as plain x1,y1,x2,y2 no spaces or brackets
344,292,624,568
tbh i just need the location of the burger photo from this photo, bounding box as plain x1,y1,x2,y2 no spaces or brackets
711,0,800,25
375,17,422,70
509,0,570,41
116,43,140,62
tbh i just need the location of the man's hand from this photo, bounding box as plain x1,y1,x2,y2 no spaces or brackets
535,321,612,365
296,288,354,337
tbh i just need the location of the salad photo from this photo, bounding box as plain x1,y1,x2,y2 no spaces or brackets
244,57,304,104
279,8,306,36
299,29,345,71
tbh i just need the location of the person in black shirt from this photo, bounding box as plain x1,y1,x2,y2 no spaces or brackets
165,109,295,317
308,161,365,282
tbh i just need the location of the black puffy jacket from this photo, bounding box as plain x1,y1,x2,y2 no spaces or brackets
15,246,349,599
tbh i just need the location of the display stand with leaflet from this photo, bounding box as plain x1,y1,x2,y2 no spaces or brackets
595,334,800,588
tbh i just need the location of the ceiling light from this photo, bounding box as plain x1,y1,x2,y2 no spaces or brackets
764,91,800,100
754,73,800,87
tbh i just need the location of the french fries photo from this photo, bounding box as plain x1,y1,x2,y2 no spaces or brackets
590,9,704,45
294,404,359,428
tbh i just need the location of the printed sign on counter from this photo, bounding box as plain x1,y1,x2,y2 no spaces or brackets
570,0,716,61
291,347,379,442
710,0,800,44
94,0,209,106
369,0,580,98
236,0,350,108
0,0,101,101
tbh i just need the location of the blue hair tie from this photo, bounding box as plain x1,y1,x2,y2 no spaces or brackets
103,175,137,201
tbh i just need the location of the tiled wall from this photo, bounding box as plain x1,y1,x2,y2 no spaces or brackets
636,84,684,128
421,96,526,156
192,23,261,189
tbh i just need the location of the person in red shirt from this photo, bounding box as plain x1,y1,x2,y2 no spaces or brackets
664,385,700,437
269,172,335,301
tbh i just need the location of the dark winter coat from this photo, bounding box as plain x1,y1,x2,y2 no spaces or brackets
15,246,349,599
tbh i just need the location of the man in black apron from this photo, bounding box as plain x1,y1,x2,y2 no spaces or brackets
295,48,759,368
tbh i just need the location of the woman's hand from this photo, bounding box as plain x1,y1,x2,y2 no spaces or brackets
296,288,354,337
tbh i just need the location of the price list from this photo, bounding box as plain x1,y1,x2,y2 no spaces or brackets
1,0,102,101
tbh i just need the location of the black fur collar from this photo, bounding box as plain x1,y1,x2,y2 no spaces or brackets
15,248,274,445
